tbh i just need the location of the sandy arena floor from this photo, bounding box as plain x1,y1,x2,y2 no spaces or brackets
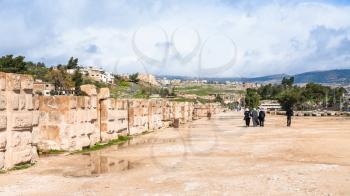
1,111,350,195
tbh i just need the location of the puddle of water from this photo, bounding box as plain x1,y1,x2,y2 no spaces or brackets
62,153,134,178
114,137,180,149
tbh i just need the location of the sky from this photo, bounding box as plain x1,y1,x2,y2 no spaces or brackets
1,0,350,77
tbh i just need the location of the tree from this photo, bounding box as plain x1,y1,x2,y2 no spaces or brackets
0,55,27,73
72,69,83,95
277,88,300,111
47,68,74,94
245,88,260,109
160,88,170,98
67,57,78,69
214,94,224,105
129,73,140,83
282,76,294,88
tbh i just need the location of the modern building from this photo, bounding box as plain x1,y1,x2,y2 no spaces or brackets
33,80,55,96
259,100,282,113
81,66,114,84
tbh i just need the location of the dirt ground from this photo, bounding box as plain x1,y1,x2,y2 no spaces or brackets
1,111,350,195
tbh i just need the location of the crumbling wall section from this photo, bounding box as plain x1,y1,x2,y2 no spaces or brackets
148,99,163,130
0,72,39,169
99,98,128,142
36,95,99,152
128,100,149,135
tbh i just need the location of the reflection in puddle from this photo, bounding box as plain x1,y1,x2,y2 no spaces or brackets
63,153,133,178
115,137,180,149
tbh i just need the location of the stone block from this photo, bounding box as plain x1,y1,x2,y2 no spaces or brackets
33,95,39,110
0,132,6,149
39,125,60,142
0,72,5,91
84,96,91,109
11,148,32,166
11,93,19,110
98,88,110,100
19,94,26,110
0,94,6,110
91,97,97,108
20,75,34,90
69,96,77,109
48,111,62,124
12,113,32,130
25,94,33,110
80,84,97,96
32,112,39,126
0,151,4,169
39,96,69,112
0,116,7,131
6,73,21,91
77,96,86,109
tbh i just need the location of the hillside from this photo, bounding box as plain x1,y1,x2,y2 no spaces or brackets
158,69,350,84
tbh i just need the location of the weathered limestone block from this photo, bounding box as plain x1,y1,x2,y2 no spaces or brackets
84,96,91,109
10,148,32,166
0,116,6,131
0,72,5,91
77,96,86,109
19,94,26,110
0,151,4,169
25,94,33,110
38,140,60,151
39,96,69,112
12,112,33,130
80,84,97,96
98,88,110,100
20,75,34,91
6,73,21,91
91,97,97,109
0,93,6,110
0,132,6,149
30,112,38,127
31,127,40,145
11,93,19,110
39,125,60,143
33,95,39,110
10,131,32,148
69,97,77,109
48,111,62,124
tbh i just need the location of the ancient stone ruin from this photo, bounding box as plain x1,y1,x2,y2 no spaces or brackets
0,72,221,170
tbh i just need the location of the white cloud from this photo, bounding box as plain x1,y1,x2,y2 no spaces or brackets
0,0,350,77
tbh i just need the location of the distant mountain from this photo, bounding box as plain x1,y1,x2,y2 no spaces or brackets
157,69,350,85
294,69,350,84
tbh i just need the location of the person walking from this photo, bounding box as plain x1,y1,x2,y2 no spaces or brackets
251,108,259,127
244,108,251,127
258,108,266,127
286,107,294,127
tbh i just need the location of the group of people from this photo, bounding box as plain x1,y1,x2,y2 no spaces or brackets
243,107,294,127
244,108,266,127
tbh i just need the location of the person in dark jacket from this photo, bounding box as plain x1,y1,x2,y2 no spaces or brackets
286,107,294,127
251,108,259,127
258,108,266,127
244,108,251,127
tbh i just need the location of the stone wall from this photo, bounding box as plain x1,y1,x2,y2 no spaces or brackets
100,98,128,142
0,72,39,170
0,72,222,170
148,99,164,131
36,96,99,152
128,99,150,135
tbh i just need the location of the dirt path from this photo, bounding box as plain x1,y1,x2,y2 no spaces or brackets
1,112,350,195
